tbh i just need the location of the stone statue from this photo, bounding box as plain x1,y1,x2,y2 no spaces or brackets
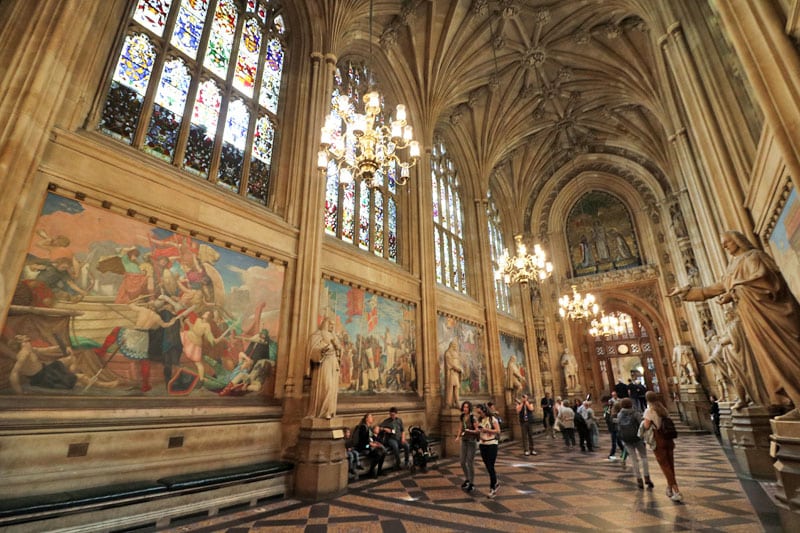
444,340,463,409
561,349,578,390
306,317,341,419
672,344,700,385
702,335,731,401
717,307,769,410
506,355,525,398
669,230,800,414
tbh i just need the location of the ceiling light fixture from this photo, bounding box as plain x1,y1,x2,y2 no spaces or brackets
316,0,420,188
495,234,553,286
558,285,598,320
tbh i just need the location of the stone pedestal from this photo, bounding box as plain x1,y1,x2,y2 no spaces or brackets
441,408,463,459
719,401,734,446
293,417,348,500
770,412,800,529
731,405,779,479
679,386,711,431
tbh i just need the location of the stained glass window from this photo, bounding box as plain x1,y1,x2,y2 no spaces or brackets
99,0,286,206
487,193,511,313
322,61,400,263
431,138,467,294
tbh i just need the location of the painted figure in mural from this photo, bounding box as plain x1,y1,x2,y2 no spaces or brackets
672,345,700,386
7,335,78,393
561,348,579,390
607,228,633,260
578,236,594,267
180,309,230,385
669,230,800,414
306,317,342,419
591,220,610,261
505,355,525,398
445,340,463,409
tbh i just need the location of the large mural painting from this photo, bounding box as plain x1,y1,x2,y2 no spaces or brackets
320,279,417,394
0,193,284,398
437,315,488,398
567,191,641,277
769,187,800,298
499,333,529,400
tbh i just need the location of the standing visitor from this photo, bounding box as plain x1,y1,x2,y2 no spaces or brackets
643,391,682,501
516,393,537,456
475,404,501,498
455,401,479,492
541,391,556,439
617,398,653,489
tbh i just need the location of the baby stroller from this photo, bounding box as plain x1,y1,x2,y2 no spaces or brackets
408,426,437,472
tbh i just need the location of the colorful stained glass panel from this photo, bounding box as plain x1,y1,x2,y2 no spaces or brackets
260,38,284,113
172,0,210,59
233,18,261,97
359,181,370,250
133,0,172,36
203,0,238,79
113,33,156,95
374,189,384,256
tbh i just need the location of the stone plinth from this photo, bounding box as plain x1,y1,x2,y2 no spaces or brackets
293,417,348,500
719,401,734,446
731,405,779,479
441,408,463,459
679,387,712,431
770,412,800,529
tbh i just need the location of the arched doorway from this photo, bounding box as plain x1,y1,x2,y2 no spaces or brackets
589,311,664,398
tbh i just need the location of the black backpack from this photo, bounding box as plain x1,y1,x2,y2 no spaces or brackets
659,416,678,439
617,410,640,443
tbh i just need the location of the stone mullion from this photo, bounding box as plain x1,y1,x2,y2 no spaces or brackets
281,51,337,404
659,23,752,235
714,1,800,196
472,197,503,405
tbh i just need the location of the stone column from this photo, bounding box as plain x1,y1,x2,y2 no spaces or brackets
441,408,462,459
770,416,800,529
731,405,781,479
715,0,800,193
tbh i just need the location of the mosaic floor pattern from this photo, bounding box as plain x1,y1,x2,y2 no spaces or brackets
163,431,782,532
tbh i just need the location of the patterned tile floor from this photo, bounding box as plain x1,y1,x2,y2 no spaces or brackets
163,432,782,532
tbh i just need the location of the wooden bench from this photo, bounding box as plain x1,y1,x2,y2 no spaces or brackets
0,461,293,533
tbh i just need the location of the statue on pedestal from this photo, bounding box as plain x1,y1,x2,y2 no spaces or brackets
506,355,525,399
306,317,341,419
669,230,800,415
561,348,579,390
672,345,700,386
702,335,731,401
444,340,463,409
716,307,768,410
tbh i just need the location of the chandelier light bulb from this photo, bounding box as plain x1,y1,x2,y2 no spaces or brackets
395,104,407,122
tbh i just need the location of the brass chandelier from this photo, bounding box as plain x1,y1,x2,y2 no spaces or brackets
316,0,420,188
558,285,599,320
588,310,624,337
494,234,553,286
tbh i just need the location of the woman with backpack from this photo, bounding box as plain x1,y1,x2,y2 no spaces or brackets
643,391,682,501
616,398,653,489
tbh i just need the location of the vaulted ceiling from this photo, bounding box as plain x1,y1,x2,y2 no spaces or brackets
305,0,733,238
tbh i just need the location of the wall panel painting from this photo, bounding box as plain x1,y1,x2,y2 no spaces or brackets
566,191,641,277
768,188,800,298
437,314,487,398
1,192,284,398
499,332,529,397
320,279,417,394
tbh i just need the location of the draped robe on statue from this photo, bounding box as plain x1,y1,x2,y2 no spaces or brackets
684,248,800,409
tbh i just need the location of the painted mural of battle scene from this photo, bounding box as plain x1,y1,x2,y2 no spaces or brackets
500,333,529,404
0,193,284,398
437,315,488,397
320,279,417,394
567,191,642,277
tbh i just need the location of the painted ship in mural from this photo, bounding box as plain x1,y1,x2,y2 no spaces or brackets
0,193,284,398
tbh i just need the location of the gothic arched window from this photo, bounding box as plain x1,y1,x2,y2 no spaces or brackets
431,139,467,294
99,0,286,206
322,62,399,262
487,193,511,313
